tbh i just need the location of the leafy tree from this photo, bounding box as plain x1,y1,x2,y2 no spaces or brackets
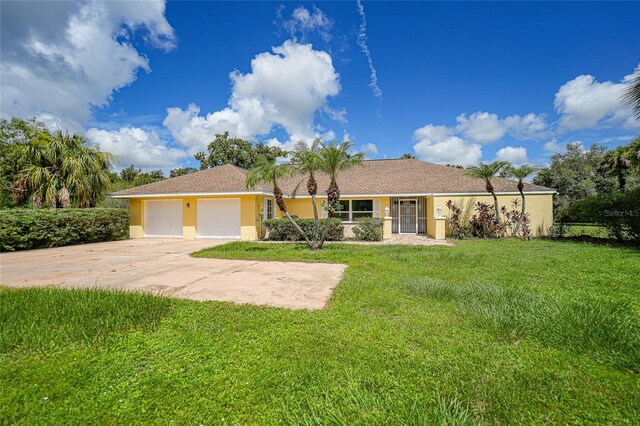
0,118,50,208
195,132,286,170
132,170,164,187
120,164,141,184
505,164,538,236
400,153,416,159
599,146,632,191
170,167,198,178
534,143,618,217
11,129,112,208
464,161,509,226
621,72,640,119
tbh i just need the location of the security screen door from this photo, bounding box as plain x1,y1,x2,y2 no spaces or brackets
400,200,417,233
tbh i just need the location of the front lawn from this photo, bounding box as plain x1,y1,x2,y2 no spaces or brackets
1,240,639,424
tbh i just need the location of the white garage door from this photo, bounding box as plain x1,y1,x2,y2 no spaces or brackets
144,200,183,237
197,198,241,238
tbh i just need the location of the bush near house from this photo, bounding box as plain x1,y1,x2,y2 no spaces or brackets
560,189,640,242
0,208,129,251
264,218,343,241
352,217,383,241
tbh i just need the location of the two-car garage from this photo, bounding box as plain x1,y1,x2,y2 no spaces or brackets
144,199,241,238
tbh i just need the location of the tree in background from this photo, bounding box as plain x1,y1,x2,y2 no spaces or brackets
0,118,49,208
400,153,416,159
11,129,112,208
533,142,638,218
599,146,632,191
195,132,286,170
170,167,198,178
464,161,509,226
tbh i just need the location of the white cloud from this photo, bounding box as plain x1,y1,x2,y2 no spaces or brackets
360,142,379,155
280,5,333,42
0,1,175,131
412,111,546,166
86,127,187,171
356,0,382,101
164,41,341,154
494,146,528,166
543,138,564,153
456,112,506,144
412,124,482,166
554,64,640,131
455,111,548,144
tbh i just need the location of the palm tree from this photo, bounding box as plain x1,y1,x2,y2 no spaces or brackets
313,141,365,248
464,161,509,226
400,153,416,159
12,130,112,208
599,147,632,191
506,164,538,237
292,138,323,222
246,156,310,244
621,73,640,119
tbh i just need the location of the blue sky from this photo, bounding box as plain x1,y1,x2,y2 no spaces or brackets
1,1,639,172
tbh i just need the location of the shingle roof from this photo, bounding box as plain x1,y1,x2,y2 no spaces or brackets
110,159,554,197
279,159,553,195
111,164,269,196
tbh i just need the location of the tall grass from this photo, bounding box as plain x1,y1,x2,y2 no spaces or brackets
286,390,482,426
406,279,640,372
0,287,174,354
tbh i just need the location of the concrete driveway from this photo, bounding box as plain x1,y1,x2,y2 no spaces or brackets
0,239,346,310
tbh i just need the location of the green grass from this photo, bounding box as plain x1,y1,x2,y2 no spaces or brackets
2,239,639,424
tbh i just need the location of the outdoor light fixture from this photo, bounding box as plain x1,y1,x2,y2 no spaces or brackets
384,206,390,217
436,206,442,216
186,203,190,208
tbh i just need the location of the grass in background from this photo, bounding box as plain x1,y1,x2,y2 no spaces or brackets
0,287,173,354
2,239,639,424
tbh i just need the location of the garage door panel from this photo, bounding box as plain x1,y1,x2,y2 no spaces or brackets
145,200,183,237
197,199,241,238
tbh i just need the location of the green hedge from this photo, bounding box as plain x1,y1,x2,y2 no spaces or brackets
561,189,640,242
353,217,383,241
1,208,129,251
263,218,343,241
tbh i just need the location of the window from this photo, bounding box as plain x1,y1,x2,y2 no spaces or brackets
265,199,274,219
334,199,374,221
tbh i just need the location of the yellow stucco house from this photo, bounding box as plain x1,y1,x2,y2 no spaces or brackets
110,158,555,240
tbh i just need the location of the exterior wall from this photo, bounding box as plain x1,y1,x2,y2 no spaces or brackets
280,196,390,219
128,195,261,240
432,193,554,236
129,199,144,238
426,197,435,238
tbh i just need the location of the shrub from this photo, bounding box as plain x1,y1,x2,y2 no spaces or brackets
562,189,640,242
0,208,129,251
352,217,383,241
264,218,343,241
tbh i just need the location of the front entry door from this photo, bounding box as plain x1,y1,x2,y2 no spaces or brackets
400,200,417,234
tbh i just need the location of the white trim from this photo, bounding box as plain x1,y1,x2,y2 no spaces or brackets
108,191,272,199
111,190,556,199
287,190,556,198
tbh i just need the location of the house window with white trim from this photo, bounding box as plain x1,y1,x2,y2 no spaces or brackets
265,199,274,219
335,199,374,221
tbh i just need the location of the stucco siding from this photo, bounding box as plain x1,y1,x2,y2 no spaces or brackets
433,193,554,236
